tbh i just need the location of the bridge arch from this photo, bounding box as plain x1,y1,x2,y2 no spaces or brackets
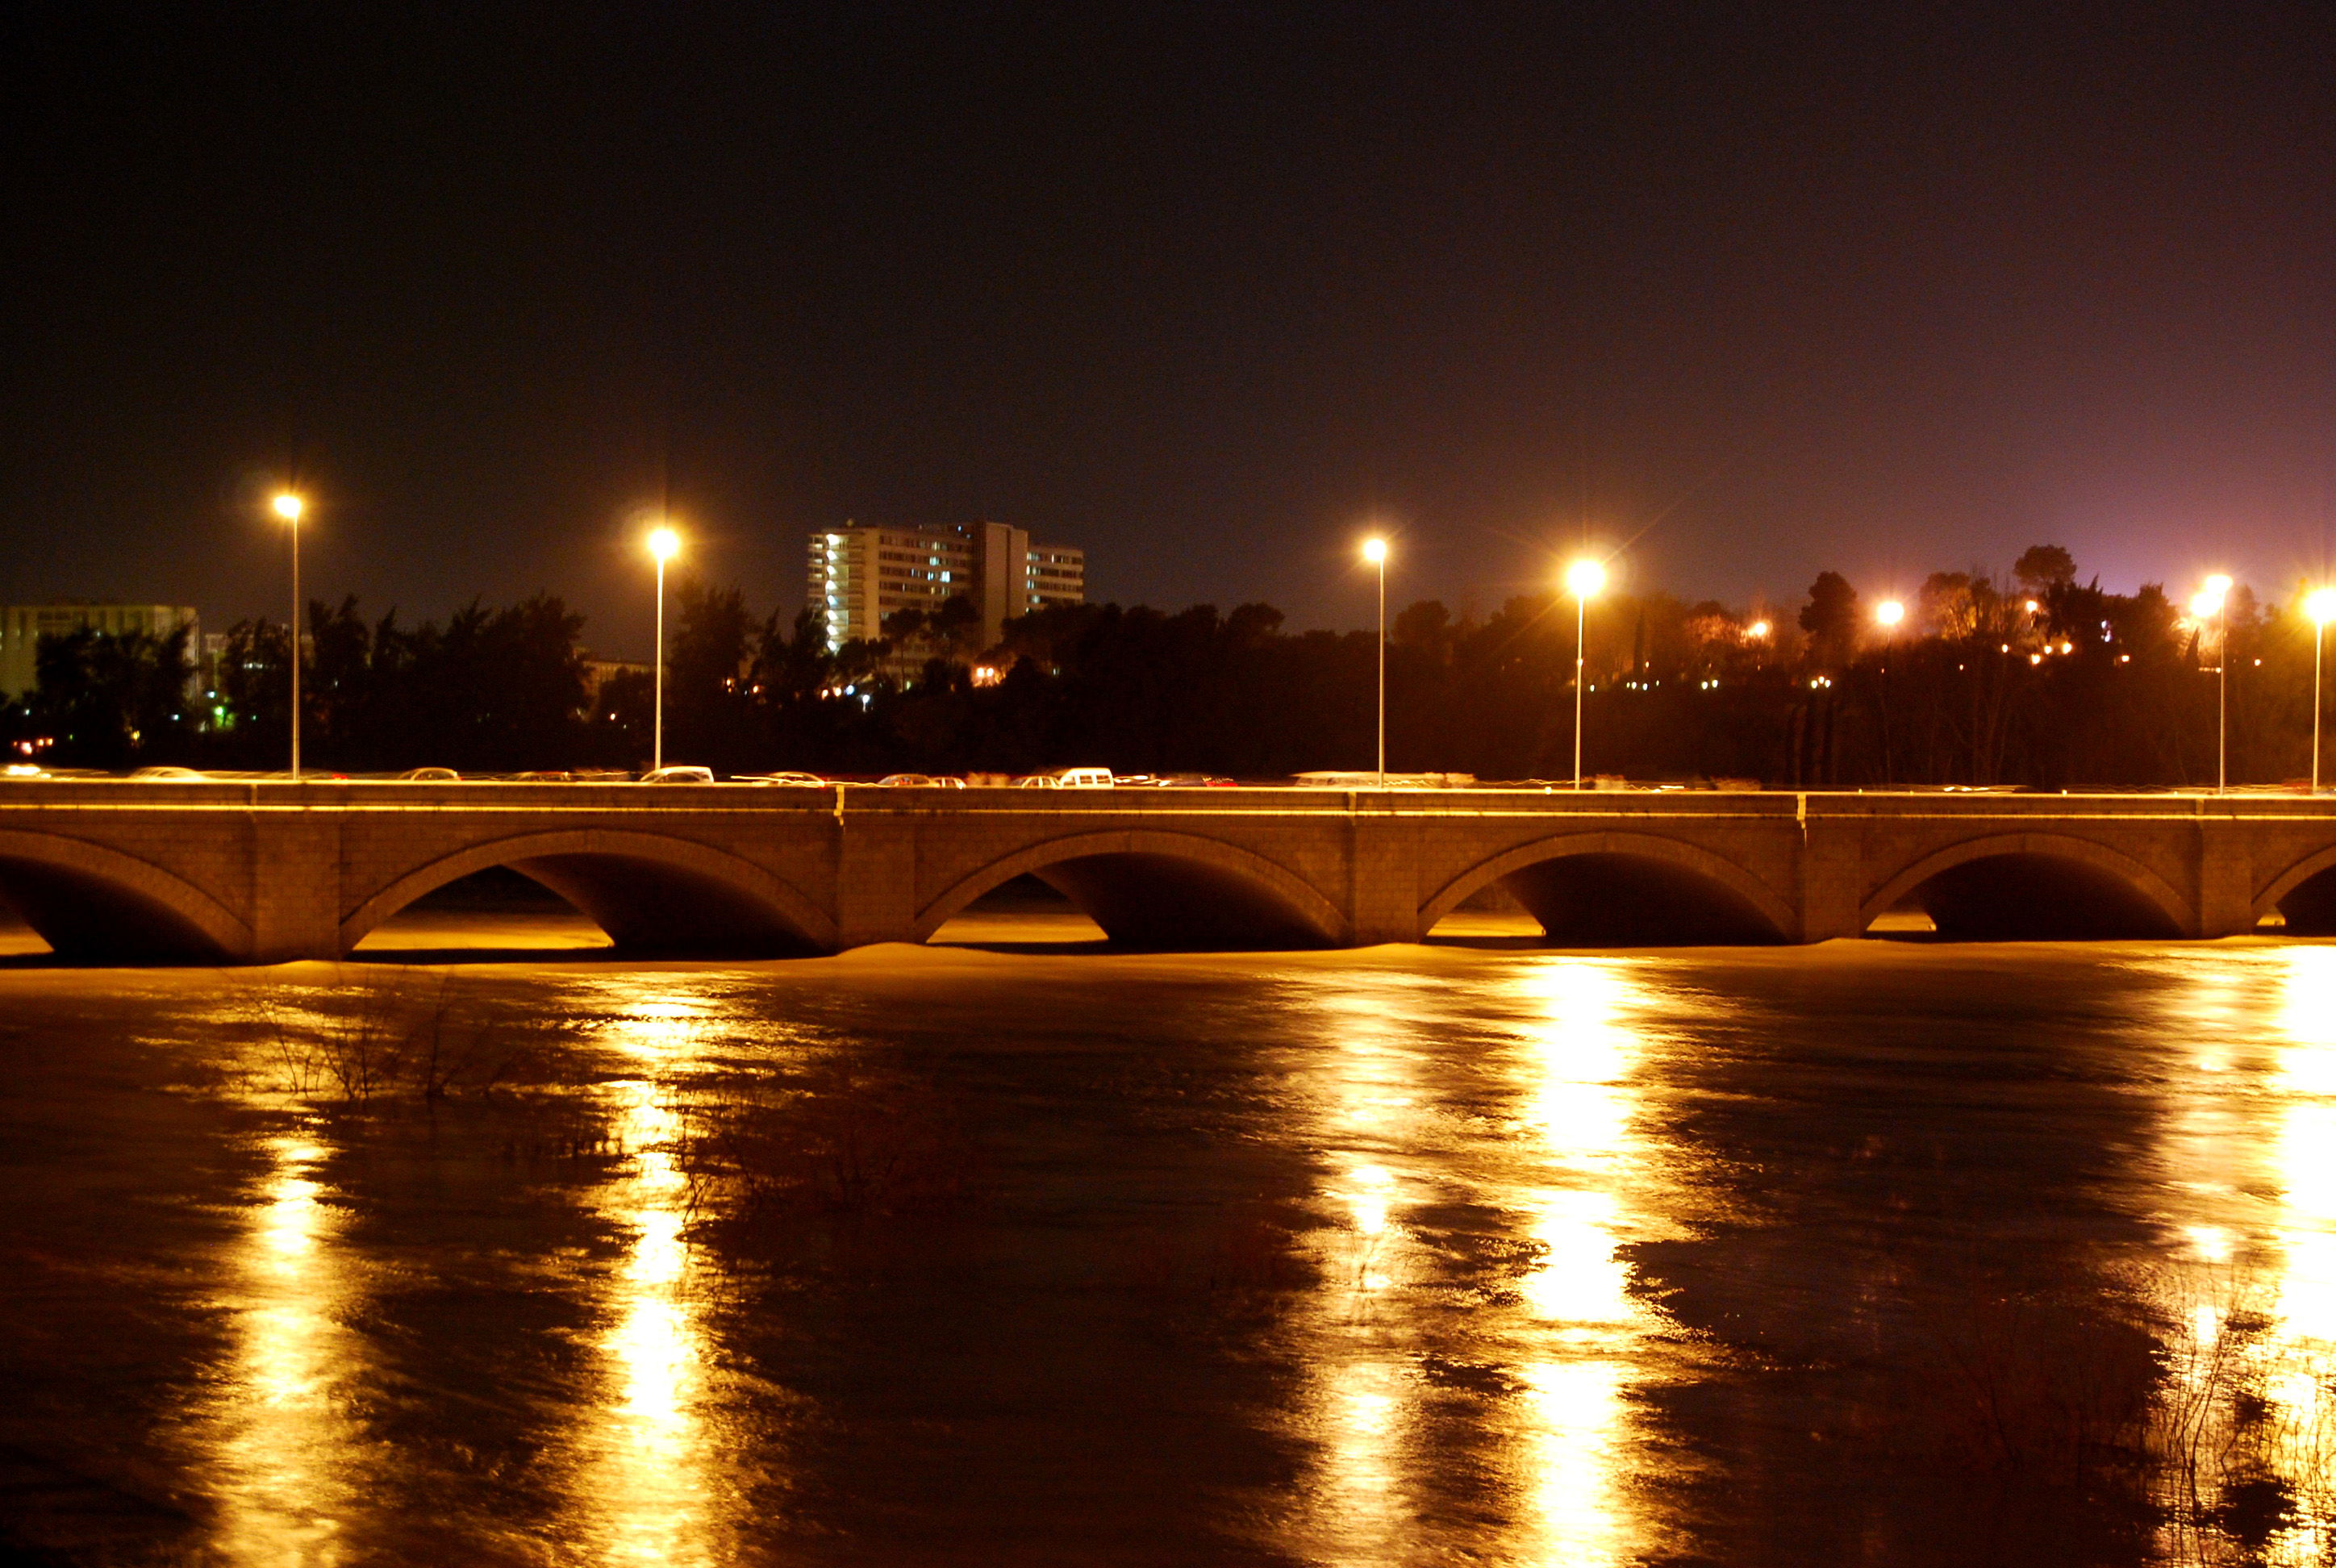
913,830,1349,949
342,830,837,957
1862,833,2190,940
2253,845,2336,933
0,829,252,961
1421,832,1795,945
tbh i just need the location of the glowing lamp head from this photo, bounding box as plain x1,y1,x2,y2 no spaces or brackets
2205,573,2233,597
2310,588,2336,626
1564,558,1607,599
1746,619,1771,640
647,526,680,562
2024,599,2039,614
1361,537,1387,565
2190,589,2224,619
271,492,303,523
1876,599,1905,628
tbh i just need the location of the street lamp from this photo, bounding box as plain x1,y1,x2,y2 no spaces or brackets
1564,557,1607,789
648,526,680,773
272,492,304,780
2191,574,2233,794
1362,538,1387,788
2309,588,2336,794
1875,599,1904,786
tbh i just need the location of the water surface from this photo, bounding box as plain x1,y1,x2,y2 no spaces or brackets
2,911,2334,1565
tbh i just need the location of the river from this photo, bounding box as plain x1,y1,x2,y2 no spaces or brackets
2,895,2334,1566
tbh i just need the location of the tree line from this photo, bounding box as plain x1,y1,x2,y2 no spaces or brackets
0,544,2320,787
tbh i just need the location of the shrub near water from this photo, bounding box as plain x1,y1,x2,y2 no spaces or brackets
677,1067,989,1268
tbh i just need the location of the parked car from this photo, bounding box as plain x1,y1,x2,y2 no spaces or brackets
397,766,461,782
1015,774,1060,788
875,773,936,787
641,765,715,784
127,765,206,781
735,771,827,786
1054,767,1115,788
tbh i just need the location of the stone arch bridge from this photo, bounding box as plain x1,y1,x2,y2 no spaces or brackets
1,779,2333,962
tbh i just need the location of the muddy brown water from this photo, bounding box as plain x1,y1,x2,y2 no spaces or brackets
2,891,2334,1565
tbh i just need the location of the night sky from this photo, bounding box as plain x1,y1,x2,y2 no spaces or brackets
4,3,2332,658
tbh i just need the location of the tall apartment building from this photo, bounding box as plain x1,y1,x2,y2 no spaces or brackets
807,522,1085,653
1,603,200,701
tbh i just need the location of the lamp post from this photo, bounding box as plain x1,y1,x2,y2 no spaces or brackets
2309,588,2336,794
648,526,679,773
2192,574,2233,794
272,492,304,780
1875,598,1904,786
1565,557,1607,789
1362,538,1387,787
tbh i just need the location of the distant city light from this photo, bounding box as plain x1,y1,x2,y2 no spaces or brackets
2024,598,2039,613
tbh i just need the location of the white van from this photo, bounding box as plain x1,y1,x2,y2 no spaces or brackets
1054,767,1115,789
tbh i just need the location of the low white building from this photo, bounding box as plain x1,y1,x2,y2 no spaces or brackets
0,603,200,701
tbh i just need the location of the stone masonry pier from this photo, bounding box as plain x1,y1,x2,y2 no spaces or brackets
1,780,2334,962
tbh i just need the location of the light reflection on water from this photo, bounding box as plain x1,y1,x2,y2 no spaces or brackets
1292,957,1671,1566
1508,960,1660,1568
575,1000,728,1568
33,930,2336,1563
208,1131,361,1566
2134,945,2336,1558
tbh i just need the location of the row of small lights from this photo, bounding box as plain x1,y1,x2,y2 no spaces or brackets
1358,540,2336,653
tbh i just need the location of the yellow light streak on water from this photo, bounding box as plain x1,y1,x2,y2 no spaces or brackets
1284,957,1665,1566
1508,959,1654,1566
571,999,728,1567
209,1132,359,1566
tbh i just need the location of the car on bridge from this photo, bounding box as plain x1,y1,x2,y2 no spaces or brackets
127,766,207,781
735,771,828,787
396,767,461,782
641,765,716,784
1054,768,1115,788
